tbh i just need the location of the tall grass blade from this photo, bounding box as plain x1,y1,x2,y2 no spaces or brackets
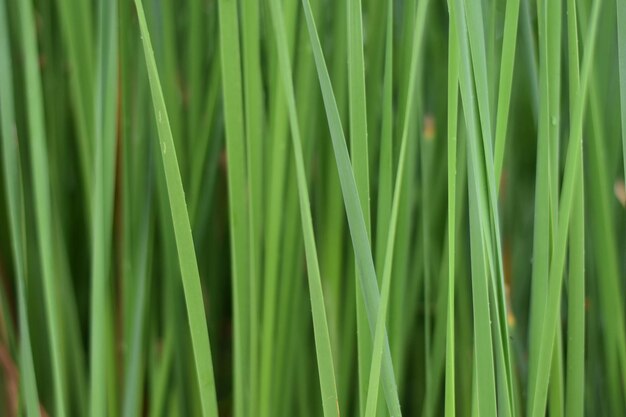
134,1,219,415
0,1,40,415
300,0,404,414
16,0,68,414
528,1,602,415
267,1,340,415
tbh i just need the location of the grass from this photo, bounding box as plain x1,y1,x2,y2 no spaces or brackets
0,0,625,416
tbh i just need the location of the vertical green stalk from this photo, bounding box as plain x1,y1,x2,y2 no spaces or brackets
564,2,585,416
444,17,459,417
16,0,67,415
0,1,40,415
89,0,118,415
134,1,219,415
347,0,371,410
528,1,601,415
241,0,264,412
267,1,340,415
216,0,250,415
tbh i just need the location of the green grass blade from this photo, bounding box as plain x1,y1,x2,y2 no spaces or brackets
619,0,626,184
0,1,40,415
493,0,521,184
564,1,585,416
449,0,501,414
347,0,372,410
362,2,430,411
16,0,68,414
216,0,251,415
528,1,602,415
134,1,219,415
444,17,459,417
300,0,404,414
89,0,118,415
240,0,264,411
267,1,340,415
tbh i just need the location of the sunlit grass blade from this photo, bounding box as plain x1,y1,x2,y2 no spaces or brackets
134,1,219,415
528,1,602,415
267,1,340,415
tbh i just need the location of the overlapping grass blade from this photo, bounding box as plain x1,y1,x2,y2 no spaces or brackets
134,1,219,415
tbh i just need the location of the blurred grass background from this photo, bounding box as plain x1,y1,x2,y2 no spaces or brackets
0,0,625,416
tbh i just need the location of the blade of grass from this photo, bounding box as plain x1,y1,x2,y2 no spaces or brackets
240,0,264,411
16,0,68,414
564,2,585,416
493,0,521,184
528,1,601,415
89,0,118,415
363,1,432,409
267,1,340,415
347,0,372,410
461,1,517,412
300,0,405,414
619,0,626,179
0,1,40,415
215,0,251,415
134,1,219,415
444,17,459,417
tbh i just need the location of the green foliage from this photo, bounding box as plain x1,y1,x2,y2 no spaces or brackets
0,0,625,416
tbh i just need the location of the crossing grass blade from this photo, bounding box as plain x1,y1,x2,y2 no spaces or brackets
134,1,219,415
